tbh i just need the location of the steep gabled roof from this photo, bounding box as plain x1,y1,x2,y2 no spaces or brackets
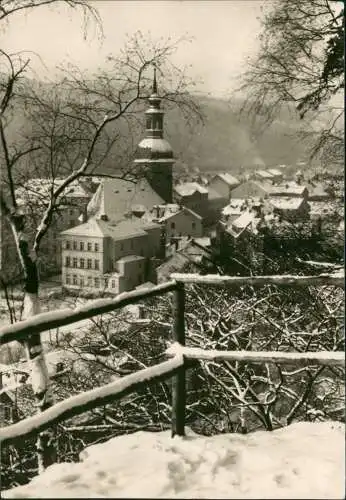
207,187,226,200
174,182,208,197
60,216,160,241
161,206,203,222
215,173,240,186
87,178,165,220
256,170,274,179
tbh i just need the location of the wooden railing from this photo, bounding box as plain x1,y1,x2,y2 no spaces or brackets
0,272,344,473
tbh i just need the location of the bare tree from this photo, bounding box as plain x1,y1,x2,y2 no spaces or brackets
238,0,344,167
0,1,202,469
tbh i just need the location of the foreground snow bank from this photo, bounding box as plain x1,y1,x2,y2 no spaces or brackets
3,422,344,499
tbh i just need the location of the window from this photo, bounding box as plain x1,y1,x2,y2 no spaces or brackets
66,275,70,285
94,243,99,252
192,222,196,230
111,280,116,288
171,222,176,229
65,241,70,250
80,258,85,269
87,242,92,251
73,258,78,268
80,277,84,287
80,242,84,251
87,276,92,287
94,259,99,270
70,209,74,216
120,243,124,251
104,278,109,288
65,256,70,267
4,405,12,422
94,277,100,288
73,241,77,250
73,275,78,285
87,259,92,269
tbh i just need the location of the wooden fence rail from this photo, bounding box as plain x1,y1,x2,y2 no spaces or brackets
170,272,345,288
0,356,184,446
0,280,177,346
0,272,344,476
165,343,345,367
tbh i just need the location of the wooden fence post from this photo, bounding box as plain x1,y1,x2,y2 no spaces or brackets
171,282,186,437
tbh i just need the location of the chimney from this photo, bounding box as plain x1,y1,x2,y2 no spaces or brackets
153,205,160,219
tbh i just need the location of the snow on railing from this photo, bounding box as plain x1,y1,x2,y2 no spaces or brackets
170,272,345,288
0,355,184,446
0,280,177,345
165,343,345,367
0,272,344,475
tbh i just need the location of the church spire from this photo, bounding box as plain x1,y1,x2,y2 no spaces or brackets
133,65,174,203
152,66,158,94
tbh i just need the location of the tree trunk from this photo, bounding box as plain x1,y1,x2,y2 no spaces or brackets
18,230,55,472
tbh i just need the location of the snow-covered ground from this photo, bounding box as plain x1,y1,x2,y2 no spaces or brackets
3,422,344,499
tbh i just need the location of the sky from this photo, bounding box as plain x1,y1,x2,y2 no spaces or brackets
1,0,264,98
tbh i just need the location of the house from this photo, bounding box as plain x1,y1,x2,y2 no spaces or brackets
217,210,265,272
230,180,269,200
209,173,240,200
144,204,203,244
204,188,229,226
307,183,331,202
222,198,253,222
266,181,309,200
254,170,274,182
60,215,162,294
173,182,209,217
156,239,212,282
269,197,310,222
267,168,284,184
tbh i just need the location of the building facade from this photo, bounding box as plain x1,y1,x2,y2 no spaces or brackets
61,215,163,294
209,173,240,200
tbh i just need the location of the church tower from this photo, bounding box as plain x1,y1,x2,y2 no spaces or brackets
134,68,174,203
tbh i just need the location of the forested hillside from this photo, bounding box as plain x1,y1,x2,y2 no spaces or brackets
4,82,317,181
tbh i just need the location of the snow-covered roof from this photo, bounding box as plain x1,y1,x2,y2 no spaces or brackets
15,179,91,207
215,173,240,186
193,237,211,247
87,178,165,221
222,199,246,216
174,182,208,197
266,182,308,197
267,168,283,177
60,216,159,241
256,170,274,179
270,197,305,211
232,211,257,230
